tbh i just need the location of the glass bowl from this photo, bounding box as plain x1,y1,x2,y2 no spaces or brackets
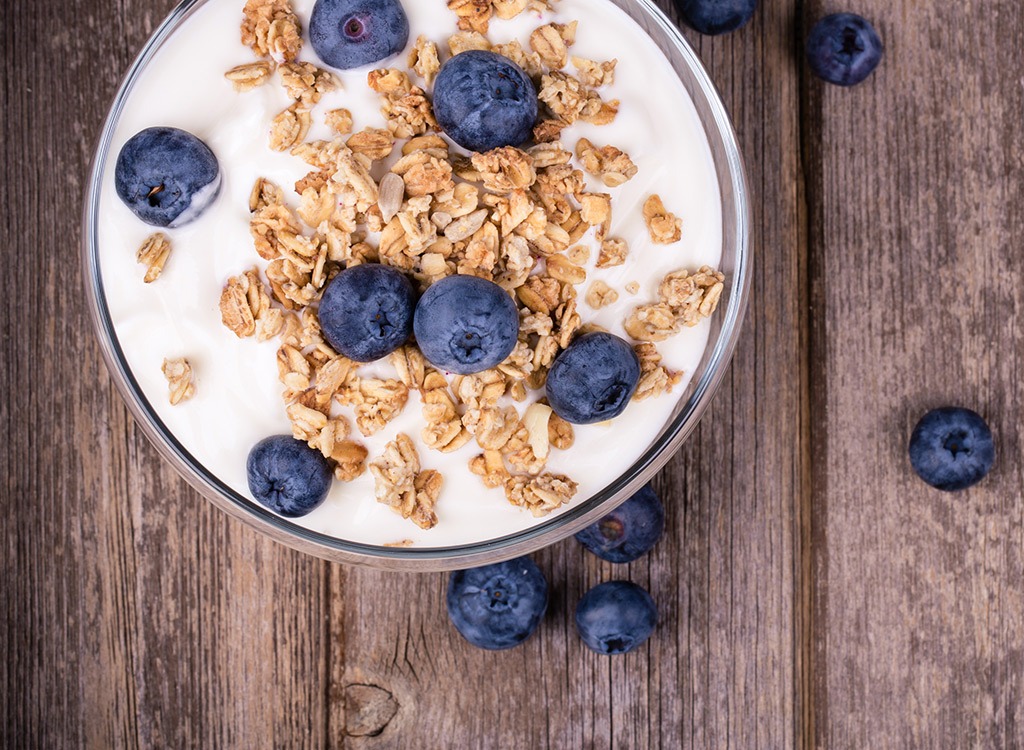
82,0,750,571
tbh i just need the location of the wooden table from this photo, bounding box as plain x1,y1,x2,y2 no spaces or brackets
4,0,1021,746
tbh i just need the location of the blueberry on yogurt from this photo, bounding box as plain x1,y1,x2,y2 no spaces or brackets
447,557,548,650
114,127,220,228
318,263,416,362
575,484,665,563
545,332,641,424
575,581,657,655
432,50,538,153
413,275,519,375
310,0,409,70
247,435,333,518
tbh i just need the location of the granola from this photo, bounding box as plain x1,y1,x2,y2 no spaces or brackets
162,358,196,405
137,233,171,283
240,0,302,62
643,194,683,245
369,434,440,529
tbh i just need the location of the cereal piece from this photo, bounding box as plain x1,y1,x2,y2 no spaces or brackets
384,539,414,548
585,280,618,309
623,302,679,342
493,0,528,19
333,440,369,481
530,22,576,70
538,72,589,124
633,343,682,401
492,40,543,76
269,103,310,151
249,177,285,212
408,35,441,85
241,0,302,62
576,138,638,188
469,450,510,488
390,345,427,389
471,147,537,192
571,56,617,87
162,358,196,405
447,0,492,34
658,266,726,325
225,60,276,91
548,412,574,450
504,473,578,516
625,281,640,295
597,237,628,268
354,379,410,436
220,268,274,338
369,69,437,139
546,255,586,285
369,434,440,529
643,194,683,244
346,127,395,161
566,244,590,266
533,118,569,143
448,30,492,56
522,402,552,461
578,192,612,239
279,61,337,105
136,233,171,283
325,108,353,135
286,402,328,442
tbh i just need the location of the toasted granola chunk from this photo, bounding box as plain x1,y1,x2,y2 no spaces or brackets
370,434,441,529
576,138,638,188
571,56,617,87
221,267,275,338
597,237,628,268
241,0,302,62
643,194,683,244
530,22,577,70
504,473,578,516
325,108,354,135
137,233,171,283
585,280,619,309
633,343,682,401
408,35,441,85
225,60,276,91
447,0,492,34
162,358,196,405
279,61,337,105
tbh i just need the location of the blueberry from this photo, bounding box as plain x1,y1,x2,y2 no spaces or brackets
318,264,416,362
446,557,548,650
674,0,757,36
806,13,883,86
432,50,538,153
545,332,640,424
575,484,665,563
114,127,220,228
246,435,333,517
310,0,409,71
413,275,519,375
908,407,995,492
575,581,657,655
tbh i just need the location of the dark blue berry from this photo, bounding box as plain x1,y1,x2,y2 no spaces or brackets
310,0,409,71
545,332,640,424
114,127,220,228
674,0,757,36
909,407,995,492
575,581,657,655
432,50,538,153
413,275,519,375
575,484,665,563
446,557,548,650
806,13,883,86
247,435,333,517
318,264,416,362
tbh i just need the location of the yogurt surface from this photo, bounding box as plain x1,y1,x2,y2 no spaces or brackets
96,0,722,547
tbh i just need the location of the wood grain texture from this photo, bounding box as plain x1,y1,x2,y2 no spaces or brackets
2,1,805,749
805,1,1024,747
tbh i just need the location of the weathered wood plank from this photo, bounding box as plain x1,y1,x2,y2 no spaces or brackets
334,1,808,747
805,1,1024,746
2,0,332,747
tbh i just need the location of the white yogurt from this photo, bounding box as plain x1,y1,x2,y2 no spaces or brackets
97,0,722,547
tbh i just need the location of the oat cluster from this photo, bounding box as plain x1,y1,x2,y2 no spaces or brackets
203,0,726,529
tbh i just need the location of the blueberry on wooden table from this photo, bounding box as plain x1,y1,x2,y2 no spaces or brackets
114,127,220,228
673,0,758,36
575,581,657,656
545,332,641,424
413,274,520,375
575,484,665,563
432,50,538,153
806,13,883,86
446,557,548,650
908,407,995,491
310,0,409,70
246,435,334,517
318,263,416,362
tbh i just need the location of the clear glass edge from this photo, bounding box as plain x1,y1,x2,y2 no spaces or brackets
80,0,752,572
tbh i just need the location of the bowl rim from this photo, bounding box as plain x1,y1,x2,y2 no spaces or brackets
81,0,752,572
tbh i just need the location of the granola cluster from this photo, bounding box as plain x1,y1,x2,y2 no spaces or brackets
201,0,726,530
